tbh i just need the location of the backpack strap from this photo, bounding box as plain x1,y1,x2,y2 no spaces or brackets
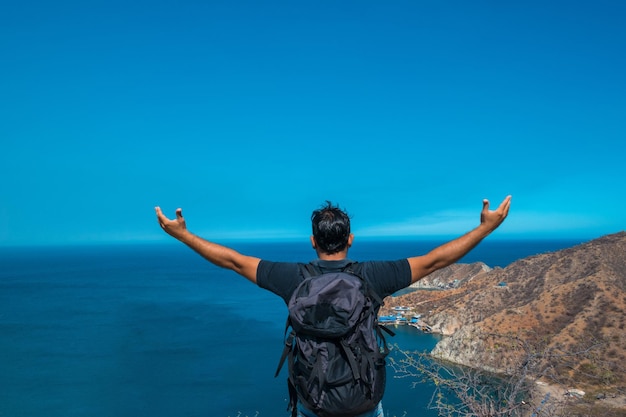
275,328,294,377
275,324,299,416
340,339,361,381
302,262,321,278
287,378,298,417
380,323,395,337
286,340,300,417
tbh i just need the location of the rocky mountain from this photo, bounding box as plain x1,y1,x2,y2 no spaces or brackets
382,231,626,389
408,262,492,290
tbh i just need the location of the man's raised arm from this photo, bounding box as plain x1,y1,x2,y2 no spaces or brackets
155,207,261,283
408,196,511,284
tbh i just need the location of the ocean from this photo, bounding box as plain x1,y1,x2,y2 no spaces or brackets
0,239,583,417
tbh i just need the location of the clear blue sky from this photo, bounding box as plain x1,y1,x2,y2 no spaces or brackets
1,0,625,246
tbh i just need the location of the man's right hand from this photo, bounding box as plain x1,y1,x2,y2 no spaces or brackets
408,195,511,283
480,195,511,233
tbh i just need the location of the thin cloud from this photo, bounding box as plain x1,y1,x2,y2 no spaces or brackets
356,210,477,238
355,210,606,239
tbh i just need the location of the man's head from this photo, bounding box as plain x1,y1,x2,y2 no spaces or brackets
311,201,352,256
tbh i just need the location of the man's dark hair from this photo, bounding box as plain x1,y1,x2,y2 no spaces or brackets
311,201,351,254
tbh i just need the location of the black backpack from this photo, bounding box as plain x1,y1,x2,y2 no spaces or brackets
275,262,394,417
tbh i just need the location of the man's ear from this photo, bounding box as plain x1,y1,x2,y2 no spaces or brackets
310,235,317,249
347,233,354,248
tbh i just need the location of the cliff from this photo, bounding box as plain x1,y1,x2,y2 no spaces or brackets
382,231,626,390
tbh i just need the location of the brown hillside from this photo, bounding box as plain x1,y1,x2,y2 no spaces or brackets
382,232,626,392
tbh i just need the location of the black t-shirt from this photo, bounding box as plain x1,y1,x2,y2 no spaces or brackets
257,258,412,304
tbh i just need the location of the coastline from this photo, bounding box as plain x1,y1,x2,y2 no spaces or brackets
532,380,626,416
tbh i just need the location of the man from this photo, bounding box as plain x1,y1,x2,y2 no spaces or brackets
155,196,511,417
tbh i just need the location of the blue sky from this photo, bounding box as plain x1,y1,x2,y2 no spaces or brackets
1,0,625,246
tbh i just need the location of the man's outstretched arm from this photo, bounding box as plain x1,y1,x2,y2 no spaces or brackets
408,196,511,284
155,207,261,283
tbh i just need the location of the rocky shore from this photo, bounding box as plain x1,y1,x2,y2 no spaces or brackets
380,232,626,414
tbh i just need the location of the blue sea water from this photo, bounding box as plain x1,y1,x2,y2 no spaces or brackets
0,239,583,417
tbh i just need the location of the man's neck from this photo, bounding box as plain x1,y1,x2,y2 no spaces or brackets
317,251,349,261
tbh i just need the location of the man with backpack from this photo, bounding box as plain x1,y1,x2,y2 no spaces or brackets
155,196,511,417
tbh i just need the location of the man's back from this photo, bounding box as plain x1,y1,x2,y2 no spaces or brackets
275,263,390,417
257,258,411,305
